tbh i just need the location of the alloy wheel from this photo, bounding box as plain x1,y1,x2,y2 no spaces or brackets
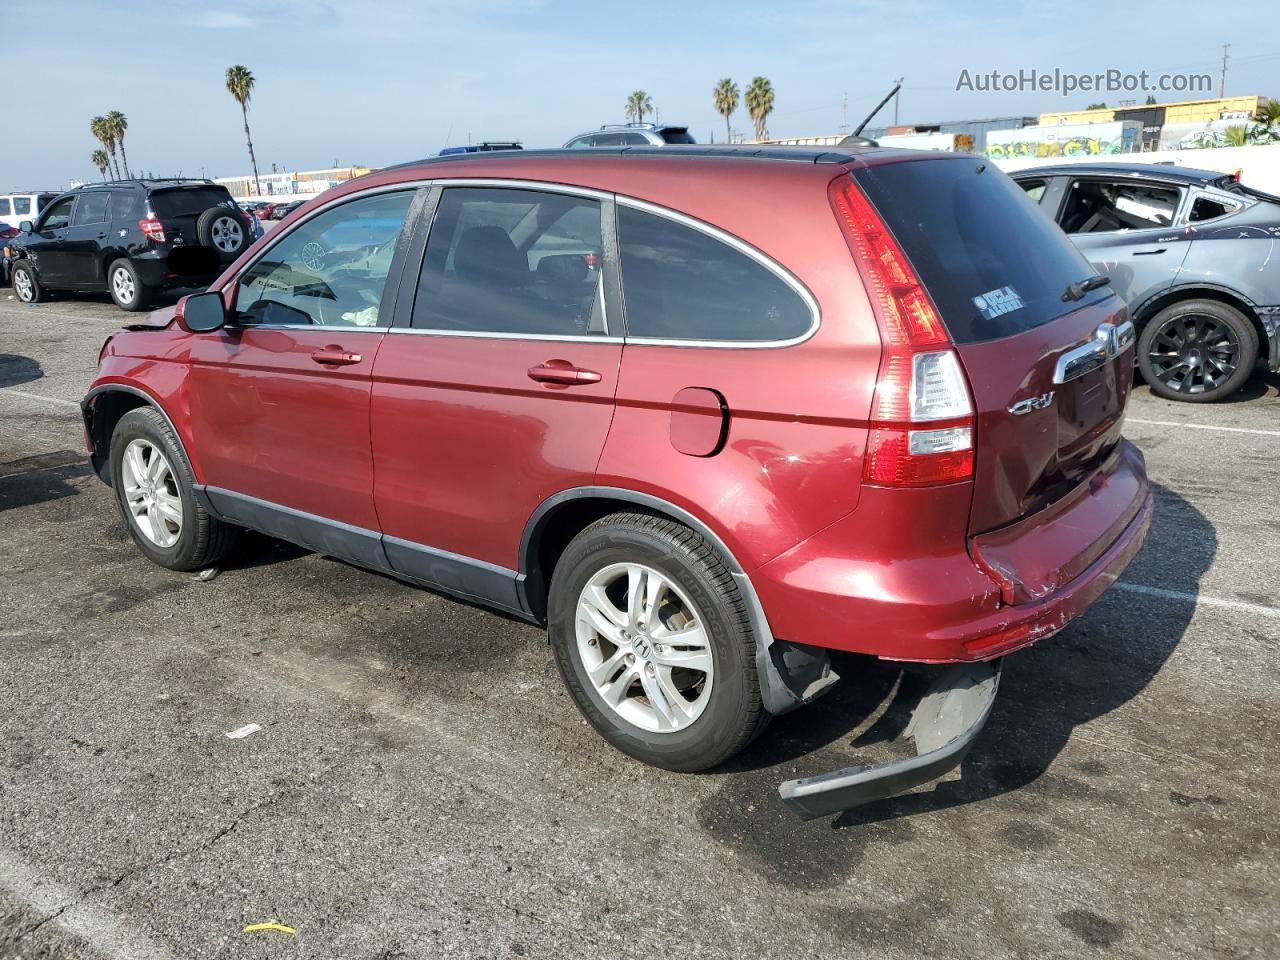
111,267,136,305
120,439,183,547
13,268,33,302
210,216,244,253
575,562,714,733
1147,313,1239,395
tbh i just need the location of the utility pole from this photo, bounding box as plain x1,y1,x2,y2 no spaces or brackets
1220,43,1230,99
892,77,904,125
841,93,848,134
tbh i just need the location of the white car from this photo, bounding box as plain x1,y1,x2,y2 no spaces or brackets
0,192,59,231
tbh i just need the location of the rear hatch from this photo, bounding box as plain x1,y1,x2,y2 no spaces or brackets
149,186,237,246
853,156,1139,597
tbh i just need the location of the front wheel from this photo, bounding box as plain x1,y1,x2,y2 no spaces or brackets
1137,299,1258,402
547,513,767,772
110,407,238,570
11,261,46,303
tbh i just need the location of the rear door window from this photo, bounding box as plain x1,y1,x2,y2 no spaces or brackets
853,158,1110,344
412,187,606,337
14,197,31,215
151,187,235,218
1058,179,1181,233
72,192,110,225
0,199,10,217
617,205,813,342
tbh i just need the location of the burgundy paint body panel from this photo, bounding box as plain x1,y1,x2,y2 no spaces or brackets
370,336,622,569
184,327,384,530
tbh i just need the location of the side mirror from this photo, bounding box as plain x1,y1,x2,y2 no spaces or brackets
179,290,227,333
18,221,32,233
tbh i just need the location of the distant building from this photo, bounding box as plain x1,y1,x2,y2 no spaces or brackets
757,116,1038,154
1040,96,1272,151
213,165,376,199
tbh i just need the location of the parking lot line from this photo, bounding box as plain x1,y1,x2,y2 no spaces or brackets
1114,582,1280,619
0,389,79,409
1127,417,1280,439
0,847,179,960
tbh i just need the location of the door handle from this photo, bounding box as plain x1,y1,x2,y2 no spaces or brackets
528,359,602,386
310,345,362,366
1132,249,1166,256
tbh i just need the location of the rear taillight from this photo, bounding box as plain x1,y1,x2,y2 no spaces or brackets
830,176,975,487
138,217,166,243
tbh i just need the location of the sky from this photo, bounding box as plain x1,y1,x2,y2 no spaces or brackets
6,0,1279,188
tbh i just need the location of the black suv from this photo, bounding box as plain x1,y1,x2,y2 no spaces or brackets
9,179,252,312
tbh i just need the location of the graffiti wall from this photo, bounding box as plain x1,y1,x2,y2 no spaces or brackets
984,121,1141,159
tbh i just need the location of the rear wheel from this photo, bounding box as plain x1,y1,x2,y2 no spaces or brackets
108,259,152,312
547,513,767,772
11,261,45,303
1138,299,1257,402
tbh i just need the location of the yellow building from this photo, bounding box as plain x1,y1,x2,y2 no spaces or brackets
1041,96,1269,126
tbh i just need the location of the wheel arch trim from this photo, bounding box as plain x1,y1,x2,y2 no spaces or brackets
1133,283,1272,363
82,383,196,482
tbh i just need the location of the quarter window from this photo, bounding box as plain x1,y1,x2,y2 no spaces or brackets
617,205,812,342
1018,179,1047,204
1189,195,1239,222
234,190,413,328
412,187,606,337
72,192,110,225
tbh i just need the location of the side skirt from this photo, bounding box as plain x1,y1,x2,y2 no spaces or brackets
197,486,534,621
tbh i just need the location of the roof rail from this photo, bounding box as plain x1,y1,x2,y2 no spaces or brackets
599,122,658,131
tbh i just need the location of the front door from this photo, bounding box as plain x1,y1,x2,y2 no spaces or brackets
370,184,622,604
185,188,418,561
26,195,77,286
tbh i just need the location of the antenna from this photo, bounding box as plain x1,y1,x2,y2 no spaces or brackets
853,80,903,137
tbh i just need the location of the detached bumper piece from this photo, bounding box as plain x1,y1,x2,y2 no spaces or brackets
778,660,1002,820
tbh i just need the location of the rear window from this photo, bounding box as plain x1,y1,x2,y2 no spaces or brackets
854,158,1110,344
150,187,234,218
660,129,695,144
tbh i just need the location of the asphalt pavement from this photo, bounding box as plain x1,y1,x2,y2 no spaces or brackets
1,292,1278,960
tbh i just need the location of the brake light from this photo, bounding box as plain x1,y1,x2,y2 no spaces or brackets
138,217,166,243
830,176,975,487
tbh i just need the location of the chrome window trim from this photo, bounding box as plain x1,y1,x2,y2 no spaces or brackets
403,180,616,342
614,195,821,349
232,323,391,333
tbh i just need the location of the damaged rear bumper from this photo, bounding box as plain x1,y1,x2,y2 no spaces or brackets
778,660,1001,820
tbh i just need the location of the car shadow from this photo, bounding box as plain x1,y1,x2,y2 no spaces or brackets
0,354,44,389
709,482,1209,830
0,451,94,511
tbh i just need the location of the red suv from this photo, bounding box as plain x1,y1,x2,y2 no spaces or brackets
82,147,1153,819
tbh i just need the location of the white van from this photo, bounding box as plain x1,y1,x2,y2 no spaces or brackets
0,192,60,231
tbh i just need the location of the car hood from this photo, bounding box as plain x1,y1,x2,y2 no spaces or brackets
123,304,179,331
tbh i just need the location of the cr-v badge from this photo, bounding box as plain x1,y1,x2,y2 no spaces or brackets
1009,391,1055,415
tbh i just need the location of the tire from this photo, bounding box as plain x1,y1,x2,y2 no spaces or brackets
196,206,251,260
548,512,768,773
110,407,238,571
107,258,152,312
11,260,45,303
1137,299,1258,402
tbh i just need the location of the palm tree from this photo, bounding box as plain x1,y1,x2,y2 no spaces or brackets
226,65,261,195
91,150,111,181
625,90,653,124
744,76,775,142
106,111,131,178
90,116,119,180
713,78,739,143
1259,98,1280,131
1224,124,1251,147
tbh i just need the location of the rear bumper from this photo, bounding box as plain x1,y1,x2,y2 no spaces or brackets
779,660,1000,819
1260,309,1280,371
753,440,1152,663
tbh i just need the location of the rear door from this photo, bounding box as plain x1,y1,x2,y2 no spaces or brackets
855,157,1133,535
1053,176,1191,310
370,183,621,597
64,189,111,284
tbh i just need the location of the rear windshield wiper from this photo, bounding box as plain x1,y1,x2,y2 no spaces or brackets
1062,275,1111,302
